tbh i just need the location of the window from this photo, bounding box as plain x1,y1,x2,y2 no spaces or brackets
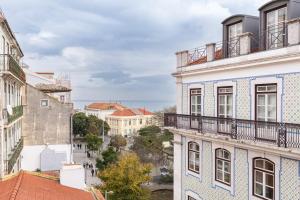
218,87,233,118
228,22,242,57
188,142,200,173
40,99,49,107
188,196,197,200
256,84,277,122
253,158,275,200
190,89,201,116
129,120,131,126
60,95,65,102
215,149,231,185
266,6,287,49
140,119,143,125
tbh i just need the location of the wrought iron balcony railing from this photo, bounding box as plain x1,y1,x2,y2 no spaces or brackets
3,105,23,125
0,54,26,82
164,113,300,148
6,137,23,174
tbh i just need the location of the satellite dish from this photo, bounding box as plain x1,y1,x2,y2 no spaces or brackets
7,105,12,115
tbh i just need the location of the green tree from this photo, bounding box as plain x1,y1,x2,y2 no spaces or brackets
87,115,110,136
109,135,127,152
85,133,103,153
73,112,89,136
96,147,118,170
99,153,152,200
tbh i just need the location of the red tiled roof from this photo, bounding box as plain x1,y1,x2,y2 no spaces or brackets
87,103,126,111
111,108,153,117
0,171,103,200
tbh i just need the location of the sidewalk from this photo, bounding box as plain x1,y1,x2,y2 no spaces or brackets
73,146,101,187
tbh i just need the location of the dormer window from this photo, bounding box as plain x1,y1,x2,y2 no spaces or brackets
228,22,242,57
266,6,287,49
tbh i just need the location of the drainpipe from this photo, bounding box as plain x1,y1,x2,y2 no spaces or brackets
70,112,74,163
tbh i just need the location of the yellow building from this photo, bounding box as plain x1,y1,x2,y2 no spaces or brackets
106,108,155,137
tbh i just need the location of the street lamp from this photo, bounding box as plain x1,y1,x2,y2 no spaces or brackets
105,191,113,200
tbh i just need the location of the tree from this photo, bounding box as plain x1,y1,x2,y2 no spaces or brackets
73,112,89,136
96,147,118,170
85,133,103,153
99,153,152,200
109,135,127,152
87,115,110,136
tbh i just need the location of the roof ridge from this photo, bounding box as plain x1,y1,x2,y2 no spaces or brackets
9,171,24,200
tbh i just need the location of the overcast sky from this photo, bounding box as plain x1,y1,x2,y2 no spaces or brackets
0,0,269,106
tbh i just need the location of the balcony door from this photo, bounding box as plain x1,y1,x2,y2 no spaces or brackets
190,88,201,129
217,87,233,134
255,84,277,142
266,7,287,49
228,22,242,57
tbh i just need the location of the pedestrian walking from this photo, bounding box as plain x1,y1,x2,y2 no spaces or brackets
91,169,94,177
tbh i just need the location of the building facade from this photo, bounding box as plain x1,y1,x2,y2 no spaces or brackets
84,102,126,121
0,12,26,178
165,1,300,199
21,70,73,172
106,108,154,137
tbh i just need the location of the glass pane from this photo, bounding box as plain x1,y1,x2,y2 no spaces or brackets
197,105,201,113
224,162,230,172
195,144,199,151
219,96,225,104
219,105,225,115
255,171,263,183
227,95,232,105
224,172,231,183
217,170,223,180
257,95,265,105
195,165,199,172
217,160,223,170
257,106,265,118
267,11,275,26
267,85,277,92
216,149,223,158
265,161,274,172
191,96,195,104
197,96,201,104
266,173,274,187
191,105,196,113
223,150,230,160
268,106,276,119
255,159,264,168
255,183,263,196
268,94,276,106
265,186,274,199
278,7,287,23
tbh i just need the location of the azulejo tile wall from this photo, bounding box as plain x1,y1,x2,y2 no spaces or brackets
204,83,214,116
236,79,251,120
181,136,300,200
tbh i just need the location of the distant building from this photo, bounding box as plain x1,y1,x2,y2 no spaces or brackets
84,102,126,120
21,69,73,172
106,108,155,137
0,12,26,178
0,171,105,200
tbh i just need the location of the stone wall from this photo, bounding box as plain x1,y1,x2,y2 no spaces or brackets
23,84,73,145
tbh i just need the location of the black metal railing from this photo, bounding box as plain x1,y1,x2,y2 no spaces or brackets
187,46,207,65
0,54,26,82
164,113,300,148
262,23,287,50
6,137,23,174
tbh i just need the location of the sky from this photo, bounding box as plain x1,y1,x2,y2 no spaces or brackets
0,0,269,108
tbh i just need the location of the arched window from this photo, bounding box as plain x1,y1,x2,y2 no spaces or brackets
188,142,200,173
253,158,275,200
215,148,231,185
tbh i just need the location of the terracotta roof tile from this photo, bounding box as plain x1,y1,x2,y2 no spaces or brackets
87,103,126,111
0,171,101,200
111,108,153,117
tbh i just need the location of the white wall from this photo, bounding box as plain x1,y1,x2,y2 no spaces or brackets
21,144,72,171
60,165,86,190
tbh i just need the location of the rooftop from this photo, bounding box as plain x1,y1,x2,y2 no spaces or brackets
0,171,104,200
86,102,127,111
111,108,153,117
35,83,72,93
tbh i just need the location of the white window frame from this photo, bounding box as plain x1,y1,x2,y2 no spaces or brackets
40,99,49,107
214,81,236,118
188,84,204,116
185,138,202,180
250,77,282,122
185,190,202,200
212,143,234,194
228,22,243,57
248,151,280,200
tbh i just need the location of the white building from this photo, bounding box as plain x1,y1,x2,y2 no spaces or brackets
0,12,26,178
84,102,126,120
166,1,300,200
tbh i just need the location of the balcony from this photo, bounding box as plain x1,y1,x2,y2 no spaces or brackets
0,54,26,82
176,19,300,68
164,113,300,149
3,105,24,125
6,137,23,174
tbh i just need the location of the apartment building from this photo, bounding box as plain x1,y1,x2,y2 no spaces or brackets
21,69,73,172
165,1,300,199
106,108,154,137
0,12,26,178
84,102,126,120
